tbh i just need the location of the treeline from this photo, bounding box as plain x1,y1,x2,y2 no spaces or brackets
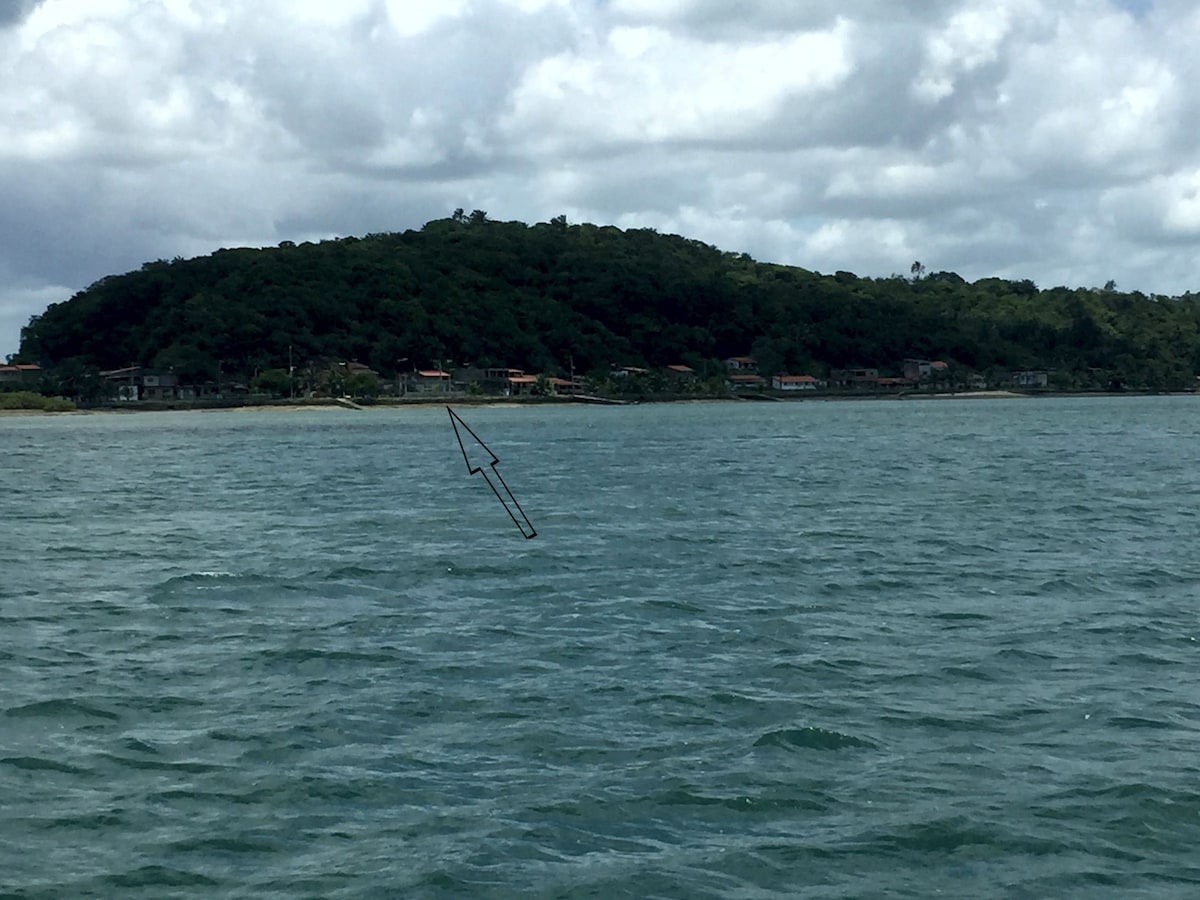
16,212,1200,393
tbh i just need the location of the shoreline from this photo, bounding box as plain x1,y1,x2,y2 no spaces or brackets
3,388,1198,417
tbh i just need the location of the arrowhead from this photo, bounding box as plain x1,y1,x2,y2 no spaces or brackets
447,407,499,474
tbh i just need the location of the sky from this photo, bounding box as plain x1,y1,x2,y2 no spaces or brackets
3,0,1199,359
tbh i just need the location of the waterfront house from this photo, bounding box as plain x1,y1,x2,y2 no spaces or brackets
101,365,144,401
728,373,766,389
1012,370,1048,388
829,367,879,387
506,374,539,395
725,356,757,372
0,363,41,385
902,358,932,381
772,374,822,391
411,369,452,392
141,370,180,401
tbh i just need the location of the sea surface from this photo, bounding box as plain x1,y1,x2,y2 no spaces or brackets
3,396,1200,898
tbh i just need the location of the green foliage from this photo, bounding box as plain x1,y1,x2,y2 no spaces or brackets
0,391,75,412
250,368,294,398
16,216,1200,392
344,372,380,399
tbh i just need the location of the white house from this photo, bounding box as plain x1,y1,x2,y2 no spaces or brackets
772,374,822,391
725,356,757,371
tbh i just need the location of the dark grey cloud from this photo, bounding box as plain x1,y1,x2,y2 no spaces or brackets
0,0,42,28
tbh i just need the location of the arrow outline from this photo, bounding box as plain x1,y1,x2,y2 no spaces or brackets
447,407,538,539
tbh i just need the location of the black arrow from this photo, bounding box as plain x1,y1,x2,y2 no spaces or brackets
447,407,538,539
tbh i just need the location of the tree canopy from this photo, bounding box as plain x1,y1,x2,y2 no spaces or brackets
16,214,1200,390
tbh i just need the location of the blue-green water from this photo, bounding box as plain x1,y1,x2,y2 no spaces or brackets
3,397,1200,898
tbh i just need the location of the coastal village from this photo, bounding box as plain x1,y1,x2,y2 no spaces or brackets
2,355,1051,406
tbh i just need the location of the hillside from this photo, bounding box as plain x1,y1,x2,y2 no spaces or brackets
15,212,1200,393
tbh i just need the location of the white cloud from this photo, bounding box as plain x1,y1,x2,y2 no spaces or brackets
914,1,1033,102
502,18,853,151
3,0,1200,357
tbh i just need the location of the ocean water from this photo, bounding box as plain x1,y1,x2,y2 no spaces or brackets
3,396,1200,898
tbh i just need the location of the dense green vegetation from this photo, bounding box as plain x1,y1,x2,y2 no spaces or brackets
15,212,1200,392
0,390,75,412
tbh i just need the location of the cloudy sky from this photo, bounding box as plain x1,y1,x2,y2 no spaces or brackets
2,0,1199,358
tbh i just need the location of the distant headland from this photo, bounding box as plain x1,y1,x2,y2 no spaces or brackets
6,212,1200,409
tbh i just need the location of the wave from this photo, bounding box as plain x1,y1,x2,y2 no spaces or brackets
930,611,993,622
97,753,229,774
1106,715,1178,731
4,698,119,721
1,755,93,775
848,815,1067,857
753,726,879,752
258,647,404,665
99,865,221,889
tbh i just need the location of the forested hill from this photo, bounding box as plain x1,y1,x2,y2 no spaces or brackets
17,213,1200,390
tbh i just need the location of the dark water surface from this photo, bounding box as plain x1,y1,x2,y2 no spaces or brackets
3,397,1200,898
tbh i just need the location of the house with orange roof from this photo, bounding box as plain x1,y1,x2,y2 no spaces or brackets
411,369,452,392
506,373,539,394
0,363,41,385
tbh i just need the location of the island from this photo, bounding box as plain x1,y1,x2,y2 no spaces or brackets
5,212,1200,409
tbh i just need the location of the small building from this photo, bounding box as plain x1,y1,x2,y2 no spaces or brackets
728,373,766,389
411,369,452,392
0,363,41,385
901,359,950,382
342,361,379,378
141,371,180,401
101,365,145,401
665,364,695,379
506,374,539,395
455,367,526,395
829,367,879,387
725,356,757,372
485,367,526,391
772,374,822,391
1012,370,1048,388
